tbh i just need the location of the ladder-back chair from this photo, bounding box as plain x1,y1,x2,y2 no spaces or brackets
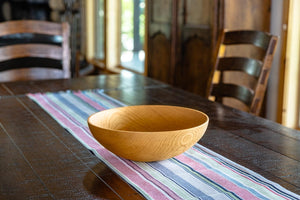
0,20,70,81
207,30,278,115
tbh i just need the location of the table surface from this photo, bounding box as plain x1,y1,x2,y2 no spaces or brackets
1,72,300,199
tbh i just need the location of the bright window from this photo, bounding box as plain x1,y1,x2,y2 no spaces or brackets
90,0,146,73
120,0,145,73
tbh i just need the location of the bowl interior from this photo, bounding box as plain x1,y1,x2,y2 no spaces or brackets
88,105,208,132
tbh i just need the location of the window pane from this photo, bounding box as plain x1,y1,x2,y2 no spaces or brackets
121,0,134,52
121,0,145,73
95,0,105,60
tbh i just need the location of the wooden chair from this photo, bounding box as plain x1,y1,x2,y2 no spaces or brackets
0,20,70,81
207,30,278,115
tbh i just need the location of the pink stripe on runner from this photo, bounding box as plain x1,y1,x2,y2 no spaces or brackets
191,147,291,200
97,149,173,200
42,92,92,135
30,94,102,150
123,159,182,199
176,153,260,200
73,91,108,111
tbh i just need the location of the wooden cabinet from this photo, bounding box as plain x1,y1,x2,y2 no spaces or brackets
147,0,224,97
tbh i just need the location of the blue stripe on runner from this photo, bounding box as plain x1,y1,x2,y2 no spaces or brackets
186,147,269,200
45,94,90,127
71,92,102,112
50,92,92,119
148,161,215,200
40,94,95,138
88,89,126,108
193,145,299,200
123,159,182,199
81,91,113,109
170,158,242,200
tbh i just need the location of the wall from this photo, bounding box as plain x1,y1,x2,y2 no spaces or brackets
267,0,284,121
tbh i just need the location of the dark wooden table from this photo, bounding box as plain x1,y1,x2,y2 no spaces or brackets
1,72,299,199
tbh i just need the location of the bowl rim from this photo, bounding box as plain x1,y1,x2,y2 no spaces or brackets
87,105,209,133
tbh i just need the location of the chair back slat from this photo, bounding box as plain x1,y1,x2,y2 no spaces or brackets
223,30,272,50
212,84,254,106
218,57,263,78
0,33,62,47
0,44,63,62
0,20,65,37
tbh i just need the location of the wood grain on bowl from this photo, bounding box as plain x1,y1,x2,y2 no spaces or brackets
88,105,209,162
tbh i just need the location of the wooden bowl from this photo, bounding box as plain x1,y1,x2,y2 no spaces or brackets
88,105,209,162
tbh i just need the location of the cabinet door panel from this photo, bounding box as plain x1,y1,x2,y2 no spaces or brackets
175,0,221,96
148,33,172,83
147,0,173,83
177,36,212,97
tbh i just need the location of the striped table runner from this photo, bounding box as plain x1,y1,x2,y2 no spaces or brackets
27,90,300,200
